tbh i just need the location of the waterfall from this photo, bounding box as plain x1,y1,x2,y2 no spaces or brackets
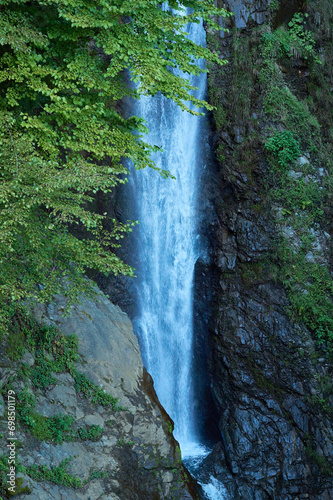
128,6,228,499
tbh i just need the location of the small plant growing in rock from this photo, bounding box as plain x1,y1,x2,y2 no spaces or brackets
89,470,109,480
73,370,123,410
269,0,280,12
265,130,301,171
77,425,103,441
116,439,135,447
27,458,82,489
288,13,320,62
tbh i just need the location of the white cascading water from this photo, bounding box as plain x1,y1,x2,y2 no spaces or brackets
129,5,228,499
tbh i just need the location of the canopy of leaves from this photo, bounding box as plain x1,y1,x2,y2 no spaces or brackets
0,0,229,332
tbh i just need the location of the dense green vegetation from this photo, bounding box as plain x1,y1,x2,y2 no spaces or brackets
257,14,333,351
209,7,333,352
0,0,229,332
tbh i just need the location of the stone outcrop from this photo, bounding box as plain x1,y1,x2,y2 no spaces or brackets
201,0,333,498
0,290,195,499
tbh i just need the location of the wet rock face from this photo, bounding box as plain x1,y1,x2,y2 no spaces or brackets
203,0,333,498
0,290,195,499
222,0,270,28
209,182,333,499
211,277,333,499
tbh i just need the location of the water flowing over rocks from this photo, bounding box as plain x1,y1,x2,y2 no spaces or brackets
0,290,196,499
125,7,213,469
3,1,331,498
94,1,333,497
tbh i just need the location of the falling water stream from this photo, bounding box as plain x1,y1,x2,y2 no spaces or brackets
129,6,228,499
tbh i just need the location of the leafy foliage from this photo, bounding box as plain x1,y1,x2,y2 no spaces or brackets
16,389,37,429
73,370,122,410
258,17,333,351
278,244,333,347
0,0,229,330
77,424,103,441
27,458,82,489
1,307,122,444
16,389,105,443
265,130,301,171
259,19,321,144
287,13,319,61
12,308,81,388
209,12,333,353
89,469,109,480
269,0,280,11
0,455,8,498
116,438,135,447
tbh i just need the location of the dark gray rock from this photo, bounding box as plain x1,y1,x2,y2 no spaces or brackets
204,1,333,498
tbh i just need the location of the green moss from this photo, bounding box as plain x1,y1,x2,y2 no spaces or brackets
175,445,182,465
305,434,333,476
0,455,28,498
165,420,173,435
7,330,25,361
10,477,31,496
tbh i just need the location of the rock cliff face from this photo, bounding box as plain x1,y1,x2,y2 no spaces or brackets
0,291,195,499
203,0,333,498
7,3,331,499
